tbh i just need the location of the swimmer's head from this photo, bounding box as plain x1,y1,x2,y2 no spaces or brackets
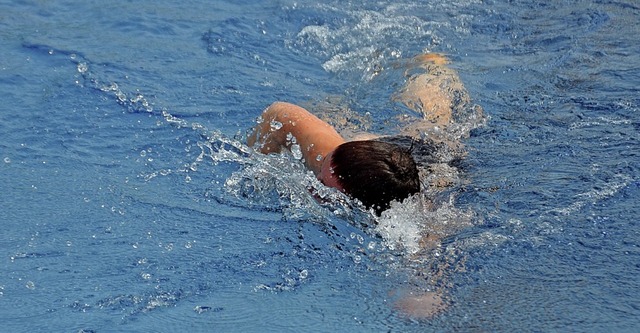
320,140,420,215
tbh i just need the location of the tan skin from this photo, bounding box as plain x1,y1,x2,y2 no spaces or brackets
248,53,463,319
247,101,344,174
247,101,347,190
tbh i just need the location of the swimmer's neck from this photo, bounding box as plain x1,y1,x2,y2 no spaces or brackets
318,150,343,192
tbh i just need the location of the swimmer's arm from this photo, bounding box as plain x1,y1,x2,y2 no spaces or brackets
248,102,345,174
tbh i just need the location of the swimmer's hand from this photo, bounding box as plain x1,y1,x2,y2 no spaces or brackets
394,291,447,320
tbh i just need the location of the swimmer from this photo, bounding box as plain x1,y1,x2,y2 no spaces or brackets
247,101,420,215
248,53,478,319
248,53,470,215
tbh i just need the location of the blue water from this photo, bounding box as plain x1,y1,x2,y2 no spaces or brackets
1,0,639,332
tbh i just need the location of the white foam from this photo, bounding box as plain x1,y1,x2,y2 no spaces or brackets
376,193,475,255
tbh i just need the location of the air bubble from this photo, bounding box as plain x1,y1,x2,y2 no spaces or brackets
77,62,88,73
3,157,10,163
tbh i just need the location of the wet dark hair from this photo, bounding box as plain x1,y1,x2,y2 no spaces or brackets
330,140,420,215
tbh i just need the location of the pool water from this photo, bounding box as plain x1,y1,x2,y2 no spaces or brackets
1,0,639,332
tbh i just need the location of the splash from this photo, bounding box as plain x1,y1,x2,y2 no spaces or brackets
290,5,447,79
377,193,475,255
222,151,356,221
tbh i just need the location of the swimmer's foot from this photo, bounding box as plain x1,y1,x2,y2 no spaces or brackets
394,53,455,127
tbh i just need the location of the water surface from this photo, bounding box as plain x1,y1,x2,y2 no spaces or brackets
1,0,639,332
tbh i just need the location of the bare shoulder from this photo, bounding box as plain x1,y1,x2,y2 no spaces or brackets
250,101,345,174
263,101,313,120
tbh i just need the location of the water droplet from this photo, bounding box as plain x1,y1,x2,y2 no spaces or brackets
270,120,283,131
286,132,297,144
291,144,302,160
26,281,35,290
